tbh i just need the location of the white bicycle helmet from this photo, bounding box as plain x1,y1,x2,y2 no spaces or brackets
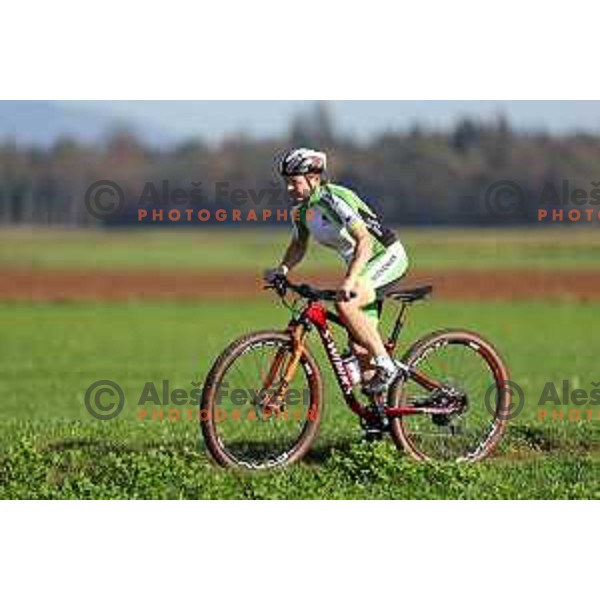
278,148,327,176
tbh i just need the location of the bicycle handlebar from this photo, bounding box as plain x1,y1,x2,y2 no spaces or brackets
264,274,357,302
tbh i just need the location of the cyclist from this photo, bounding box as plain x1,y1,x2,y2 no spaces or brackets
264,148,409,394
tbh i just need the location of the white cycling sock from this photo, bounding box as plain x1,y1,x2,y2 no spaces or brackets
373,354,397,373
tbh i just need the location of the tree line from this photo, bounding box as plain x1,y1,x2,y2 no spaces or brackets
1,104,599,227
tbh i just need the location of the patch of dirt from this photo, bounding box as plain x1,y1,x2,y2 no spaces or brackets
1,268,600,302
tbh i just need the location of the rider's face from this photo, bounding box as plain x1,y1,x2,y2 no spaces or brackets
285,174,320,203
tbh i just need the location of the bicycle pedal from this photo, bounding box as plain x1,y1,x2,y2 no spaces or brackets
363,429,385,443
360,416,390,442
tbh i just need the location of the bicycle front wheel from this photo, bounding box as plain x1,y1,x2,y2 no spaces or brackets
201,330,323,469
389,329,511,462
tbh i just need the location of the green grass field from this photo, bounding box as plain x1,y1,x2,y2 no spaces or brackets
2,297,599,499
3,226,600,271
1,227,598,498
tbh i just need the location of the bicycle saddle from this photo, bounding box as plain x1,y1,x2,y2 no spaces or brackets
377,284,433,303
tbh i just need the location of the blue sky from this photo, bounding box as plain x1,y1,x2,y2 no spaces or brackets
69,100,600,141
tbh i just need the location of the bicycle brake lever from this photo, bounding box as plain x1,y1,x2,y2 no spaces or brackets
274,279,288,297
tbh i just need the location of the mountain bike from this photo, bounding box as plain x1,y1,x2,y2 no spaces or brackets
201,275,511,469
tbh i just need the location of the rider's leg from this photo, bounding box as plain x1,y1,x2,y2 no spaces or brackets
335,278,397,385
351,339,374,381
340,242,409,392
335,278,387,357
350,306,382,382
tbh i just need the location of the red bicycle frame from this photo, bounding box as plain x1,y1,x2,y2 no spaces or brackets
288,299,445,422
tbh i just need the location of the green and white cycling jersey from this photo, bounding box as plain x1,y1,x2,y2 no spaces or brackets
291,183,409,292
292,183,397,261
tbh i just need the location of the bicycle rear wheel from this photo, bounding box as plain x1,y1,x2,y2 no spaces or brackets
201,330,323,469
389,329,510,462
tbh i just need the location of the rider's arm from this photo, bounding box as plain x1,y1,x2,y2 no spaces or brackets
344,222,372,284
280,223,309,272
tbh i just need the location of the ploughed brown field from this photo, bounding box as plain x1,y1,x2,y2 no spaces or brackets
2,268,600,302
